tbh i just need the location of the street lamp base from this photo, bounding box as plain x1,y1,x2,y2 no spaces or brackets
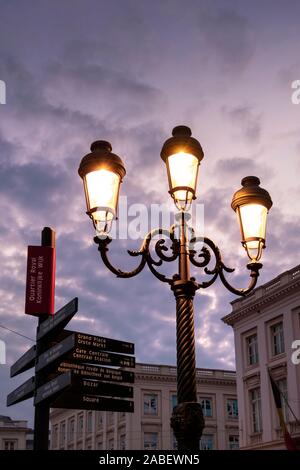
171,401,205,451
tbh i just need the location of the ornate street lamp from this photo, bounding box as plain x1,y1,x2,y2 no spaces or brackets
78,125,272,451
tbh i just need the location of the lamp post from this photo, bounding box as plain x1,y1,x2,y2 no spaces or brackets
78,125,272,451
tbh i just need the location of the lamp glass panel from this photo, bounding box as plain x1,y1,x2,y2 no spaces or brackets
85,169,120,222
168,152,199,203
239,203,268,249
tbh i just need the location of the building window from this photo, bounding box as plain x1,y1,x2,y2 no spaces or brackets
97,440,102,450
4,440,17,450
200,434,214,450
277,378,289,422
250,388,262,433
144,393,158,415
59,421,66,448
228,435,239,449
119,412,125,421
144,432,158,450
172,432,178,450
247,334,259,365
87,411,93,434
271,322,285,356
227,398,238,418
119,434,126,450
77,413,84,438
108,412,114,426
67,418,75,442
97,412,103,429
200,398,213,417
52,425,58,448
108,438,114,450
171,394,177,410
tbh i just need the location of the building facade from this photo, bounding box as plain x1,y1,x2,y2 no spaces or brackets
0,415,32,450
222,264,300,449
50,363,239,450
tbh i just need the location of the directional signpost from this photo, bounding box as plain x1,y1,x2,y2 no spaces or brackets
10,345,36,378
7,227,135,451
7,377,35,406
52,393,135,413
36,333,135,372
56,362,135,383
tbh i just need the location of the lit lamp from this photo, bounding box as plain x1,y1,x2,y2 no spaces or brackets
231,176,273,262
160,126,204,210
78,127,273,452
78,140,126,235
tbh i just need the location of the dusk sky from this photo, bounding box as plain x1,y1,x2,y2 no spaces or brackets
1,0,300,426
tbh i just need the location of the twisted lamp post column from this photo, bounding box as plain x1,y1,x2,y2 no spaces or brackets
170,211,204,450
78,126,273,451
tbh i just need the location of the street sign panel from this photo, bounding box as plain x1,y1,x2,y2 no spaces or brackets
56,362,135,383
37,297,78,341
70,331,134,355
10,345,36,378
71,376,133,398
52,392,134,413
7,377,35,406
69,344,135,368
35,334,75,372
25,245,56,316
36,333,135,372
34,371,72,405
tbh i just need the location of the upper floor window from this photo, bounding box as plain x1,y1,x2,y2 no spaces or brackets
108,438,114,450
108,412,114,426
271,322,285,356
250,388,262,433
77,413,84,437
171,394,177,410
59,421,66,448
97,412,103,429
227,398,238,418
67,418,75,442
200,434,214,450
119,434,126,450
52,425,58,448
228,435,239,450
200,398,213,417
4,440,17,450
276,378,289,422
87,411,93,434
144,393,158,415
144,432,158,450
172,432,178,450
247,334,259,365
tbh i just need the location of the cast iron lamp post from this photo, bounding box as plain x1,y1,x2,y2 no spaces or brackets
78,125,272,451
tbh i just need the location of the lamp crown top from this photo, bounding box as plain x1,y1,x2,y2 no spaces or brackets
172,126,192,138
241,176,260,187
161,125,204,163
90,140,112,152
231,175,272,211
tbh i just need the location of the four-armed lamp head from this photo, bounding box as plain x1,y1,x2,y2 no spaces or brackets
160,125,204,211
78,140,126,235
231,176,273,262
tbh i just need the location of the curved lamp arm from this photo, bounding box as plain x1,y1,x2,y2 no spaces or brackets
94,226,179,282
189,236,262,296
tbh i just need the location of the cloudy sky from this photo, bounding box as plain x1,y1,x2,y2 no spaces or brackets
0,0,300,425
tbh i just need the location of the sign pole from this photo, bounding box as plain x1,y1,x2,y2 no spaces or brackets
33,227,55,450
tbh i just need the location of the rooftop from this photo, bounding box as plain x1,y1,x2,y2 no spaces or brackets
222,264,300,326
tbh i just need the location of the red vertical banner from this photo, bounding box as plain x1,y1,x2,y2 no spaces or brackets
25,246,56,316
